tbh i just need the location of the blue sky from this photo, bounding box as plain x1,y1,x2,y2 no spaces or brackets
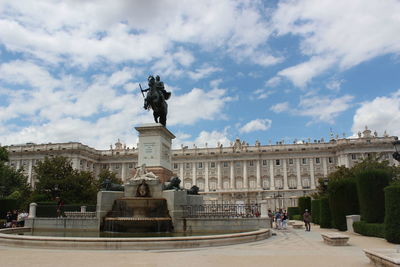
0,0,400,149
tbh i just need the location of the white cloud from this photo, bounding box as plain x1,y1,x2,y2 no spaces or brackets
210,79,223,89
272,0,400,86
265,76,281,87
239,119,272,134
187,65,222,80
296,94,354,124
352,90,400,137
270,102,289,113
278,56,335,88
172,129,231,149
169,88,233,125
251,89,274,100
326,77,345,91
0,0,276,68
194,130,231,148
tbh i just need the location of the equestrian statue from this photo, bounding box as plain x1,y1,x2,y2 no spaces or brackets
140,75,171,126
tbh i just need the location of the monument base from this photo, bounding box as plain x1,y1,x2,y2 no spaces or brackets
130,166,173,184
146,166,174,184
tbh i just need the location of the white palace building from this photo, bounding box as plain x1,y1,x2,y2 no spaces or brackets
4,126,398,209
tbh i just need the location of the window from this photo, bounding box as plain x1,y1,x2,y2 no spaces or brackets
235,162,241,167
275,159,280,166
302,158,307,165
128,163,133,168
262,160,267,166
249,180,256,188
289,159,294,165
115,164,120,169
315,158,320,164
173,163,178,169
351,154,357,160
210,162,216,168
102,164,107,169
249,160,254,167
223,162,229,167
328,157,333,164
198,162,203,169
186,163,191,169
209,181,217,190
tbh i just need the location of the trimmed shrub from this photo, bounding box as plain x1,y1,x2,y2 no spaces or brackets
353,221,385,238
319,196,332,228
384,184,400,244
287,207,300,219
298,196,311,214
311,199,321,224
0,198,18,218
292,214,302,221
328,178,359,231
356,169,391,223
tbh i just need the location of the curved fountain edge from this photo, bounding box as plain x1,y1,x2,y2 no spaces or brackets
0,228,271,250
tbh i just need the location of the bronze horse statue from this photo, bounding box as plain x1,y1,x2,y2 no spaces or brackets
143,75,169,126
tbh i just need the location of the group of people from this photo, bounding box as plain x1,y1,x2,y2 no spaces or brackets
2,210,28,228
268,209,289,230
267,208,312,231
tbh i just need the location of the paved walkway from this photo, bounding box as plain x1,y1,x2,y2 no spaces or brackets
0,224,396,267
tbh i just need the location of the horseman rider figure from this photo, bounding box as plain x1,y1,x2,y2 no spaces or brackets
142,75,171,126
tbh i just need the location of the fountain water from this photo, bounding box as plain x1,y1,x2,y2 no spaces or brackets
103,197,172,232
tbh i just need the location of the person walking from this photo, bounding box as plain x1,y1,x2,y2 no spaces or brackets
303,209,311,231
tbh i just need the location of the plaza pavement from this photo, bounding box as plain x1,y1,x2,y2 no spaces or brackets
0,223,396,267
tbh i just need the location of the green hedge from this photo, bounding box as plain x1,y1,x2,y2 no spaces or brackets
292,214,302,221
36,203,96,218
353,221,385,238
319,196,332,228
0,199,18,218
356,169,391,223
311,199,321,224
298,196,311,214
384,184,400,244
328,178,359,231
287,207,300,219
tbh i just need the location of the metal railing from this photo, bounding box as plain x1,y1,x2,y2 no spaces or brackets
181,204,260,218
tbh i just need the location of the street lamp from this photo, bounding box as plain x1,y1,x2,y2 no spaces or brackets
393,140,400,162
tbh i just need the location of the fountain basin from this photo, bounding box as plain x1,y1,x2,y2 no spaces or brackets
0,227,270,250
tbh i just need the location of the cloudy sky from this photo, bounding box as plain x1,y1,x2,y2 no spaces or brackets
1,0,400,149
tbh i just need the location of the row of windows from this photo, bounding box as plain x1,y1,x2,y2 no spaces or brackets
173,157,335,169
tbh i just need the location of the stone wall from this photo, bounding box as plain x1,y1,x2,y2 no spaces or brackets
178,217,271,233
25,217,98,231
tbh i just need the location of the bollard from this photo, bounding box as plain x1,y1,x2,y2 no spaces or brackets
28,203,37,219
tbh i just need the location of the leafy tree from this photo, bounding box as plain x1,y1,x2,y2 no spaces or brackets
0,146,9,162
97,169,122,189
0,146,31,208
34,156,97,204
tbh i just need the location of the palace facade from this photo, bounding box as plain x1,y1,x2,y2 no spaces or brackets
4,127,398,209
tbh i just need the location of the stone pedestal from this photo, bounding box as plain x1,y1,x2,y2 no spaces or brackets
135,123,175,183
346,214,360,233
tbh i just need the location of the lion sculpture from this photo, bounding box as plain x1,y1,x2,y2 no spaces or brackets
163,176,181,190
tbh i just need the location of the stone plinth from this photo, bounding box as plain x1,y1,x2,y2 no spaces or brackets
346,214,360,233
321,233,350,246
135,123,175,183
364,249,400,267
